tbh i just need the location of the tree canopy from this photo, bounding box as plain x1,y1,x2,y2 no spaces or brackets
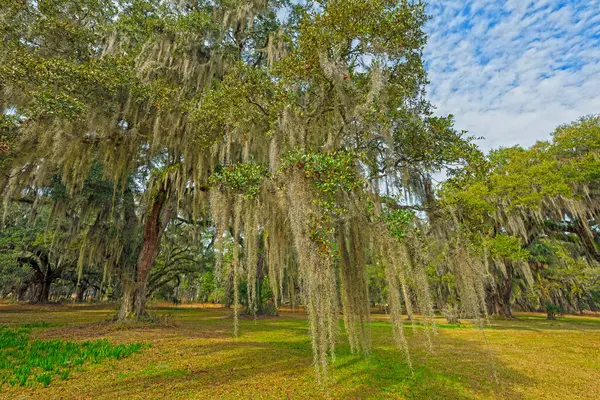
438,116,600,318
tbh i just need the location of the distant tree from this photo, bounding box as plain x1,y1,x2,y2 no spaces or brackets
438,115,600,318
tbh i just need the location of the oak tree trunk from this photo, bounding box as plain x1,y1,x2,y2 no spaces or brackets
17,283,28,301
118,185,170,320
116,185,139,320
494,274,514,318
75,281,88,303
490,258,515,318
117,279,135,320
38,276,52,303
21,253,53,304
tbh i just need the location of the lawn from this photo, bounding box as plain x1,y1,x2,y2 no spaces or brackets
0,303,598,399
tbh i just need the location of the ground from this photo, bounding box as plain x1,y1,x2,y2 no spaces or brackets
0,303,599,399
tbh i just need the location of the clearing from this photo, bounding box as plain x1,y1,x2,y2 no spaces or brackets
0,303,599,399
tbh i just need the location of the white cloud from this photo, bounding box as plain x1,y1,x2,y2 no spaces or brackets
424,0,600,151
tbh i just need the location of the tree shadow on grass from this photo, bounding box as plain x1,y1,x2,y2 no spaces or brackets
330,330,529,399
78,335,528,399
0,305,537,399
49,318,532,399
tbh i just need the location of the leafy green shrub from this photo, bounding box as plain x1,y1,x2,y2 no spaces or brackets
545,302,561,320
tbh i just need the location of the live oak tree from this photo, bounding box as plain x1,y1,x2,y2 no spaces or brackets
1,0,272,318
438,116,600,319
2,0,489,377
147,218,216,303
0,161,138,303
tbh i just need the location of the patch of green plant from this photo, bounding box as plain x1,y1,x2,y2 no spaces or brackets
0,326,145,388
209,162,269,198
378,208,415,241
281,150,363,199
545,302,561,320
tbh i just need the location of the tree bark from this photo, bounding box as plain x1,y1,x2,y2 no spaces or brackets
19,252,53,304
75,281,88,303
38,252,53,303
17,282,28,301
118,280,135,320
493,260,514,318
494,275,514,318
118,184,171,319
38,275,52,303
116,184,139,319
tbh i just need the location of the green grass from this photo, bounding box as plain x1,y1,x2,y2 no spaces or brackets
0,323,145,388
0,304,598,399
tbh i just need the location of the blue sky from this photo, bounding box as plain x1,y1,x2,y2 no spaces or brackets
424,0,600,151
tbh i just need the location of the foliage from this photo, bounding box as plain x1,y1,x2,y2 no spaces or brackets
545,302,561,320
487,233,529,261
281,149,363,256
379,208,415,241
281,150,363,199
209,163,269,199
437,115,600,317
0,325,144,388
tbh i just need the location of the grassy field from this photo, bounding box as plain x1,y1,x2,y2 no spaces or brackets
0,303,598,399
